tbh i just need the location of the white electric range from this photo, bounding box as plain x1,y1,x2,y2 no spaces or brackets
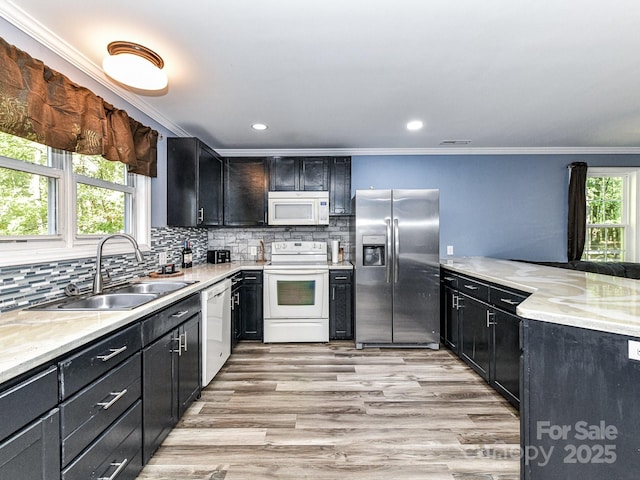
263,241,329,342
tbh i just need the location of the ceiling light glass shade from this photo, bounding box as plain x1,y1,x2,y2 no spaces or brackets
251,123,268,130
406,120,424,131
103,41,168,90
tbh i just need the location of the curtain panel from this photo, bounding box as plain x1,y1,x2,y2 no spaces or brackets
567,161,588,261
0,36,157,177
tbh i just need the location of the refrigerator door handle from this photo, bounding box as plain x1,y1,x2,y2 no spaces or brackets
386,218,392,283
394,218,399,283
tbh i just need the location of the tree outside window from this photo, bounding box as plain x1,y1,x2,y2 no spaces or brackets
584,175,626,261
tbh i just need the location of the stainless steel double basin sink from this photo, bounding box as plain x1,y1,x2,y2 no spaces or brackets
32,281,196,311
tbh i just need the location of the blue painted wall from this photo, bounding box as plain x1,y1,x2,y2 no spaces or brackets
352,154,640,261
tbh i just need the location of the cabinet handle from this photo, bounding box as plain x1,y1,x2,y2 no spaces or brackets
97,346,127,362
198,208,204,223
98,458,128,480
244,276,257,280
444,276,456,282
452,294,459,310
500,298,520,306
334,276,348,280
182,332,188,353
171,310,189,318
234,292,240,305
463,284,479,290
172,336,182,356
97,389,128,410
486,310,496,327
332,286,336,301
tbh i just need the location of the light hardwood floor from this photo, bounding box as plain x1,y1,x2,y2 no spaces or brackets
137,342,520,480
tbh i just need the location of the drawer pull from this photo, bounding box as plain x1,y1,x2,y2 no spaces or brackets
97,346,127,362
444,276,456,281
500,298,520,306
171,309,189,318
463,284,479,290
97,389,128,410
334,276,348,280
244,276,257,280
98,458,128,480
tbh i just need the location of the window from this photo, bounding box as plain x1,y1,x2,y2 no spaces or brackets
0,132,150,266
583,168,639,262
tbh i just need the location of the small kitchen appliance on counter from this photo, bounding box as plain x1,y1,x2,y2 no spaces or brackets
207,249,231,264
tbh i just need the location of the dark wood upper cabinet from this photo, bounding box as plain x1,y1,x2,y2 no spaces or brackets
167,137,223,227
329,156,351,215
269,157,329,192
224,157,268,226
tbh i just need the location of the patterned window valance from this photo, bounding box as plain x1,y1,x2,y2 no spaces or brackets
0,36,157,177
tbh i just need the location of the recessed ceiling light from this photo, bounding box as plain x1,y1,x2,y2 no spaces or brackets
440,140,472,145
251,123,268,131
406,120,424,131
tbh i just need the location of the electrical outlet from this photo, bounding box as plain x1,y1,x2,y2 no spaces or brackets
158,251,167,265
628,340,640,361
250,246,257,256
447,245,454,255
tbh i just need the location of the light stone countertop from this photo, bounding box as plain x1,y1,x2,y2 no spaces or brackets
442,257,640,338
6,256,637,387
0,262,262,386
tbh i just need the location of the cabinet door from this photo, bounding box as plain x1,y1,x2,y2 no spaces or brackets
240,272,263,340
329,272,353,340
269,157,298,191
198,145,223,226
178,315,201,418
491,309,521,407
442,285,460,353
329,157,352,215
167,138,198,226
299,157,329,191
459,294,490,379
142,332,177,465
0,409,60,480
224,158,268,226
231,285,242,351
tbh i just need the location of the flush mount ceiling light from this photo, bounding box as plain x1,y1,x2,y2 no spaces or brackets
102,41,168,91
406,120,424,131
251,123,268,131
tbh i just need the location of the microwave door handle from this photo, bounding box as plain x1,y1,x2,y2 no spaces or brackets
386,218,392,283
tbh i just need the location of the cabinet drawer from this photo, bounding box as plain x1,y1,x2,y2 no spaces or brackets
60,353,141,467
242,270,262,284
490,286,529,314
457,276,490,302
0,366,58,441
441,271,459,288
62,401,142,480
330,271,352,284
141,293,201,346
59,323,140,400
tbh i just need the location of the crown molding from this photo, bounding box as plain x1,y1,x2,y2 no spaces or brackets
0,1,190,137
216,146,640,157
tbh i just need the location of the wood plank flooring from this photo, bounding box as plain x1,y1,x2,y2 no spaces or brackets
137,342,520,480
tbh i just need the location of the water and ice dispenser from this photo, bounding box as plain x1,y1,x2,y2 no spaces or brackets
362,235,385,266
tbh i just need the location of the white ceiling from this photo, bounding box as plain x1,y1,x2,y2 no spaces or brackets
2,0,640,154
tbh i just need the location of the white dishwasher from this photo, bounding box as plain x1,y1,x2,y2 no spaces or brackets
201,278,231,387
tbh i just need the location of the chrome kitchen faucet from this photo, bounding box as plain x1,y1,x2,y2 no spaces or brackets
93,233,144,294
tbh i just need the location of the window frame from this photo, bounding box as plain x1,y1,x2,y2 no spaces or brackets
0,145,150,267
583,167,639,262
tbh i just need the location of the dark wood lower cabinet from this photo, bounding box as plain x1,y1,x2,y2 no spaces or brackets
329,270,353,340
459,293,491,379
522,320,640,479
0,408,60,480
240,271,263,341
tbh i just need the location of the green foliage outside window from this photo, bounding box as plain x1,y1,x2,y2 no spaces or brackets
584,176,625,261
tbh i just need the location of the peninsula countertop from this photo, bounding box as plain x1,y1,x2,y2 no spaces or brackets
442,257,640,338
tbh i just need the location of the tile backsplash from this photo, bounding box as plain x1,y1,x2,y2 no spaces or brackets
0,218,353,312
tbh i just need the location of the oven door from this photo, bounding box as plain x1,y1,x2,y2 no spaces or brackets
264,269,328,319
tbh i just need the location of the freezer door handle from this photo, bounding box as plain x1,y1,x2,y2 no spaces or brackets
385,218,392,283
394,218,399,283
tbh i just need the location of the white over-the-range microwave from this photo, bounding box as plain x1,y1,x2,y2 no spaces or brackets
267,191,329,226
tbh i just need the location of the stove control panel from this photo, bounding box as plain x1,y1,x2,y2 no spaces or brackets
272,241,327,254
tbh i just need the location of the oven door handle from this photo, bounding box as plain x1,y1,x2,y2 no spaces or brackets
264,269,328,276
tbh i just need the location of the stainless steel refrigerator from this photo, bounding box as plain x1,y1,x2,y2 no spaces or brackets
354,189,440,348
